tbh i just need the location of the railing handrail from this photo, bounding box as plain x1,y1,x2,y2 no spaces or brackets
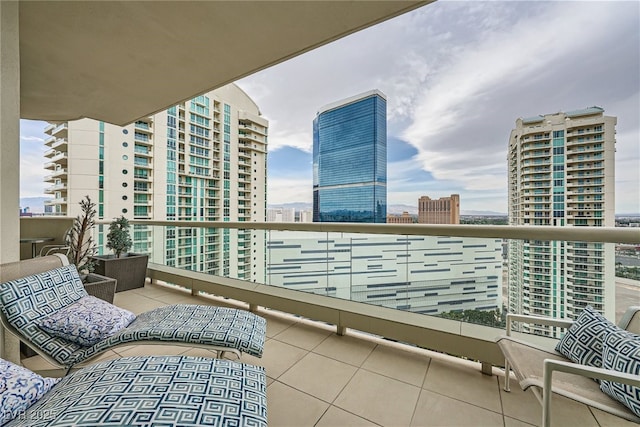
87,220,640,244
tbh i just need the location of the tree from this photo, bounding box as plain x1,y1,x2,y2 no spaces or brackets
439,306,507,328
66,195,97,274
106,216,133,258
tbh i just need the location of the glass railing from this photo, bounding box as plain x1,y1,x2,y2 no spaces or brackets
18,218,619,363
91,221,637,326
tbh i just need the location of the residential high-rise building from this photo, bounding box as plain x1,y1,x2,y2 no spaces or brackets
418,194,460,224
507,106,616,336
43,84,268,282
313,90,387,223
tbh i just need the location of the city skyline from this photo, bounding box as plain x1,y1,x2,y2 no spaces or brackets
20,2,640,214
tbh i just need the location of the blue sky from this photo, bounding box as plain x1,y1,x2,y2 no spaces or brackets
20,1,640,214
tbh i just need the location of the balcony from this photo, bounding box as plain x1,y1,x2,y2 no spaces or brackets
15,281,624,426
14,218,639,425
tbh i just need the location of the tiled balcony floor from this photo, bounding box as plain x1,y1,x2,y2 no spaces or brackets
22,282,637,427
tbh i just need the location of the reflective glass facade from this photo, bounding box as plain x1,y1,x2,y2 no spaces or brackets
313,91,387,222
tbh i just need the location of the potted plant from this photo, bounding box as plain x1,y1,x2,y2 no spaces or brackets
66,196,117,303
93,216,149,292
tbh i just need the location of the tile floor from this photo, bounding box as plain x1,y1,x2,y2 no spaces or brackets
21,282,637,427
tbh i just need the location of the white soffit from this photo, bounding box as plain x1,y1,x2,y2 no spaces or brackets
19,1,431,126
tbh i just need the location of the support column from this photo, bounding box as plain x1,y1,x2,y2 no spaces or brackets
481,361,493,376
0,0,22,362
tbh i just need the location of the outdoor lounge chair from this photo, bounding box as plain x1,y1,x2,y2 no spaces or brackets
0,256,266,373
1,355,267,426
496,306,640,427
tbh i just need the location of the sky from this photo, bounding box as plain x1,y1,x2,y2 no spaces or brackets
20,1,640,214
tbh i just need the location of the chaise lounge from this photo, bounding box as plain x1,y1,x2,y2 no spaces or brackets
0,255,266,372
1,355,267,426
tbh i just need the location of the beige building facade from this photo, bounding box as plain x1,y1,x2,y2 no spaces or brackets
387,211,414,223
507,106,616,335
418,194,460,224
43,84,268,282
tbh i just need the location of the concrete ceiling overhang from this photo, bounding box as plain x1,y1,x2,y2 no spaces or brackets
19,1,431,126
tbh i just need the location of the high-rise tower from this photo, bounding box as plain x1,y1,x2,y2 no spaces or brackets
313,90,387,223
418,194,460,224
43,84,268,282
507,107,616,335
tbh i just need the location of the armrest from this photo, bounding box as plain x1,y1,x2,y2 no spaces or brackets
542,359,640,427
506,313,574,336
544,359,640,387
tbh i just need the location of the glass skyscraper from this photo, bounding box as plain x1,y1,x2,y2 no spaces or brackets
313,90,387,223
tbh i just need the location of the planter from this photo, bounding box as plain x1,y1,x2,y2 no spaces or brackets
92,253,149,293
83,272,117,304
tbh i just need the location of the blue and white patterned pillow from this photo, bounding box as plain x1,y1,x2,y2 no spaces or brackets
600,329,640,418
555,305,619,367
39,296,136,347
0,358,59,424
0,264,88,365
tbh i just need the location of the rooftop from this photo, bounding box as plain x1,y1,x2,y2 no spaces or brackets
21,281,635,426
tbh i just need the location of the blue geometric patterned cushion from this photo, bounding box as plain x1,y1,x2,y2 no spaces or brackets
600,330,640,418
555,305,619,367
5,356,267,427
0,265,88,365
0,358,60,425
39,296,136,346
72,305,267,364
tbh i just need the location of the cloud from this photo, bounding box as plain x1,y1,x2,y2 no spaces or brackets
242,1,639,212
20,120,49,197
402,2,636,193
267,176,312,205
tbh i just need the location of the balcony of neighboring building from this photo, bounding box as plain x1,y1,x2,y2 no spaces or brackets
134,120,153,133
134,143,152,157
44,167,67,182
49,122,68,137
48,151,68,165
134,131,152,144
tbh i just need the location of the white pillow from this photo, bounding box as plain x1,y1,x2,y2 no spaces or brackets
39,295,136,347
0,358,60,424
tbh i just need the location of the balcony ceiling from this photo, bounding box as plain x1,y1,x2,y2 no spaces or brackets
19,1,430,126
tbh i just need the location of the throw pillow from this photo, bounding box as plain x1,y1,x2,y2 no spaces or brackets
555,305,619,367
600,329,640,418
0,358,60,424
39,295,136,347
